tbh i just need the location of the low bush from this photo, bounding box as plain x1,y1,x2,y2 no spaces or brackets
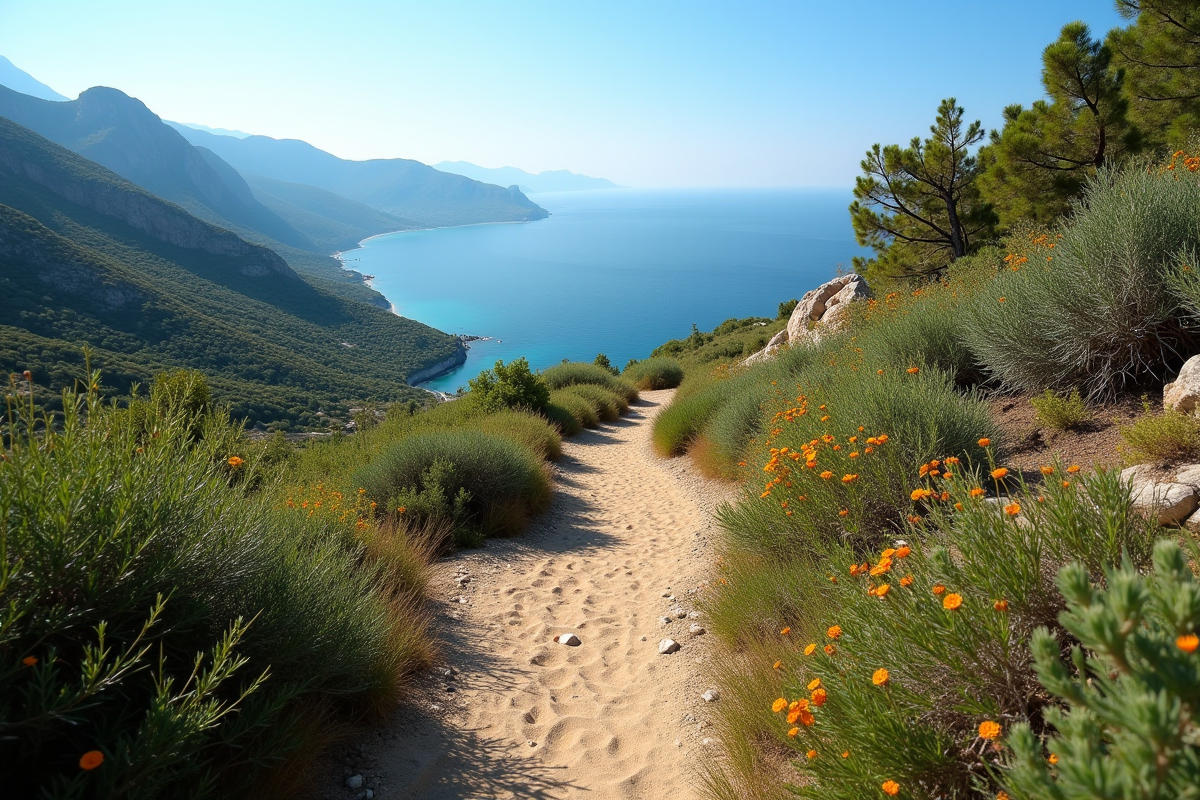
1030,388,1089,430
652,375,736,456
467,408,563,461
1003,539,1200,799
961,165,1200,398
352,429,552,541
711,465,1156,800
541,402,583,436
778,299,799,319
623,357,685,390
719,365,998,557
2,378,433,797
467,357,550,413
1121,403,1200,463
561,383,628,421
548,390,600,429
541,362,639,402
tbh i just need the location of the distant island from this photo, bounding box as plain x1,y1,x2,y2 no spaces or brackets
434,161,619,193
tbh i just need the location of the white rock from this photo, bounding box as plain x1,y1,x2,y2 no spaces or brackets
744,274,871,364
702,737,715,746
687,610,701,620
670,606,687,619
689,623,706,636
1131,481,1199,526
556,633,581,646
675,739,683,748
1164,355,1200,413
659,638,681,655
702,689,719,702
658,616,673,626
346,775,363,790
1175,464,1200,487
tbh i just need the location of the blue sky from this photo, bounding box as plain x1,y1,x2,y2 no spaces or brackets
0,1,1126,187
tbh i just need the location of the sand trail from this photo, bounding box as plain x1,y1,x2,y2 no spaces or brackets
354,390,727,800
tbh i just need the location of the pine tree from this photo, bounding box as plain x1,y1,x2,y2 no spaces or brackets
979,22,1140,229
850,98,994,283
1110,0,1200,149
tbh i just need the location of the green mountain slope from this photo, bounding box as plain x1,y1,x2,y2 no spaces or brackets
0,115,463,426
246,174,416,253
174,125,550,227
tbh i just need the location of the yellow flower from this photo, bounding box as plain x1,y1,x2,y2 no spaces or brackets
788,726,800,737
872,668,889,686
772,697,788,713
1048,753,1059,765
773,660,782,669
807,677,821,690
804,643,817,655
227,455,245,468
875,583,890,598
943,593,963,610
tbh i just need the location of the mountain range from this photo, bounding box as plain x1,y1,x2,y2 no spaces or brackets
434,161,619,193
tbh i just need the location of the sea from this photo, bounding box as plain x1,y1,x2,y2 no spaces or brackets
339,188,869,393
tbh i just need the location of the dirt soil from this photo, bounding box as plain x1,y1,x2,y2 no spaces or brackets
316,390,735,800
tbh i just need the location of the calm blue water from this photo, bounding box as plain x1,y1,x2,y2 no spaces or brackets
342,188,868,393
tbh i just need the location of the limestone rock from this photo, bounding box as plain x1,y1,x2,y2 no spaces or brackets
744,274,871,365
556,633,581,646
1164,355,1200,413
689,623,707,636
658,638,681,655
1122,465,1200,525
702,689,719,702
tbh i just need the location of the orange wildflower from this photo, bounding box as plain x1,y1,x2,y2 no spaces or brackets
824,644,836,655
79,751,104,770
978,720,1002,740
911,488,933,501
820,471,834,480
1067,464,1081,473
1048,753,1059,765
875,583,890,598
811,687,827,706
773,660,782,669
978,438,991,447
1178,633,1199,653
932,584,946,595
788,726,800,737
22,656,37,666
838,509,849,517
882,780,900,796
1004,502,1021,516
841,750,850,758
842,473,859,483
907,367,920,374
227,455,245,467
780,627,791,636
1040,465,1054,475
872,668,889,686
826,625,842,639
804,643,818,655
943,593,963,610
807,677,822,691
991,467,1008,480
900,575,913,587
970,487,986,497
894,545,911,558
994,599,1009,612
772,698,788,713
806,749,818,759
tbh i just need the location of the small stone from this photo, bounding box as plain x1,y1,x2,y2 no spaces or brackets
689,624,706,636
557,633,581,646
444,685,456,693
528,740,538,747
687,610,701,619
702,689,719,702
675,739,683,747
670,606,687,619
430,703,442,711
346,775,363,790
443,669,456,679
365,791,374,800
640,635,647,641
626,524,633,530
702,737,715,746
661,591,672,598
658,616,672,626
659,638,681,654
457,596,469,604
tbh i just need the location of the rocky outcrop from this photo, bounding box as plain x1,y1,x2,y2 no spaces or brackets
407,338,468,386
744,274,871,365
1164,354,1200,414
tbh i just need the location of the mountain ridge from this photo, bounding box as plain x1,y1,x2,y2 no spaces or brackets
434,160,619,193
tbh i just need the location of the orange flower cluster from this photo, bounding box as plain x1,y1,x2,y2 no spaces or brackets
284,483,377,531
758,403,890,503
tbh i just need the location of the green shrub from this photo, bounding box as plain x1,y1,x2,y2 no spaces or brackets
778,299,799,319
541,362,639,402
548,390,600,429
541,401,584,436
593,353,619,375
1030,388,1089,430
1121,404,1200,463
961,166,1200,398
353,429,552,540
1003,539,1200,800
652,376,736,456
716,467,1155,800
623,357,685,390
718,365,998,557
1,381,431,796
561,383,627,422
467,408,563,461
467,357,550,413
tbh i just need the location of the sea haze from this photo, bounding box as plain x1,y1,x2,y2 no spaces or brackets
342,188,869,392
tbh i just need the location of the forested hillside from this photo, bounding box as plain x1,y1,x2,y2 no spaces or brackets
0,116,461,426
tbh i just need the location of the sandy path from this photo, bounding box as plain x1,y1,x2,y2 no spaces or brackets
333,390,730,800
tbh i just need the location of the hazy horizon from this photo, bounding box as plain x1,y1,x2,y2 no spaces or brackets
1,1,1126,187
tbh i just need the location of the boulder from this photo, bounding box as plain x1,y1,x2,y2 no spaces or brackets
658,638,681,655
744,274,871,365
1164,355,1200,413
1121,464,1200,526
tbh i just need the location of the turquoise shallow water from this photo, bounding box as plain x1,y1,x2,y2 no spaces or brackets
341,188,869,392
